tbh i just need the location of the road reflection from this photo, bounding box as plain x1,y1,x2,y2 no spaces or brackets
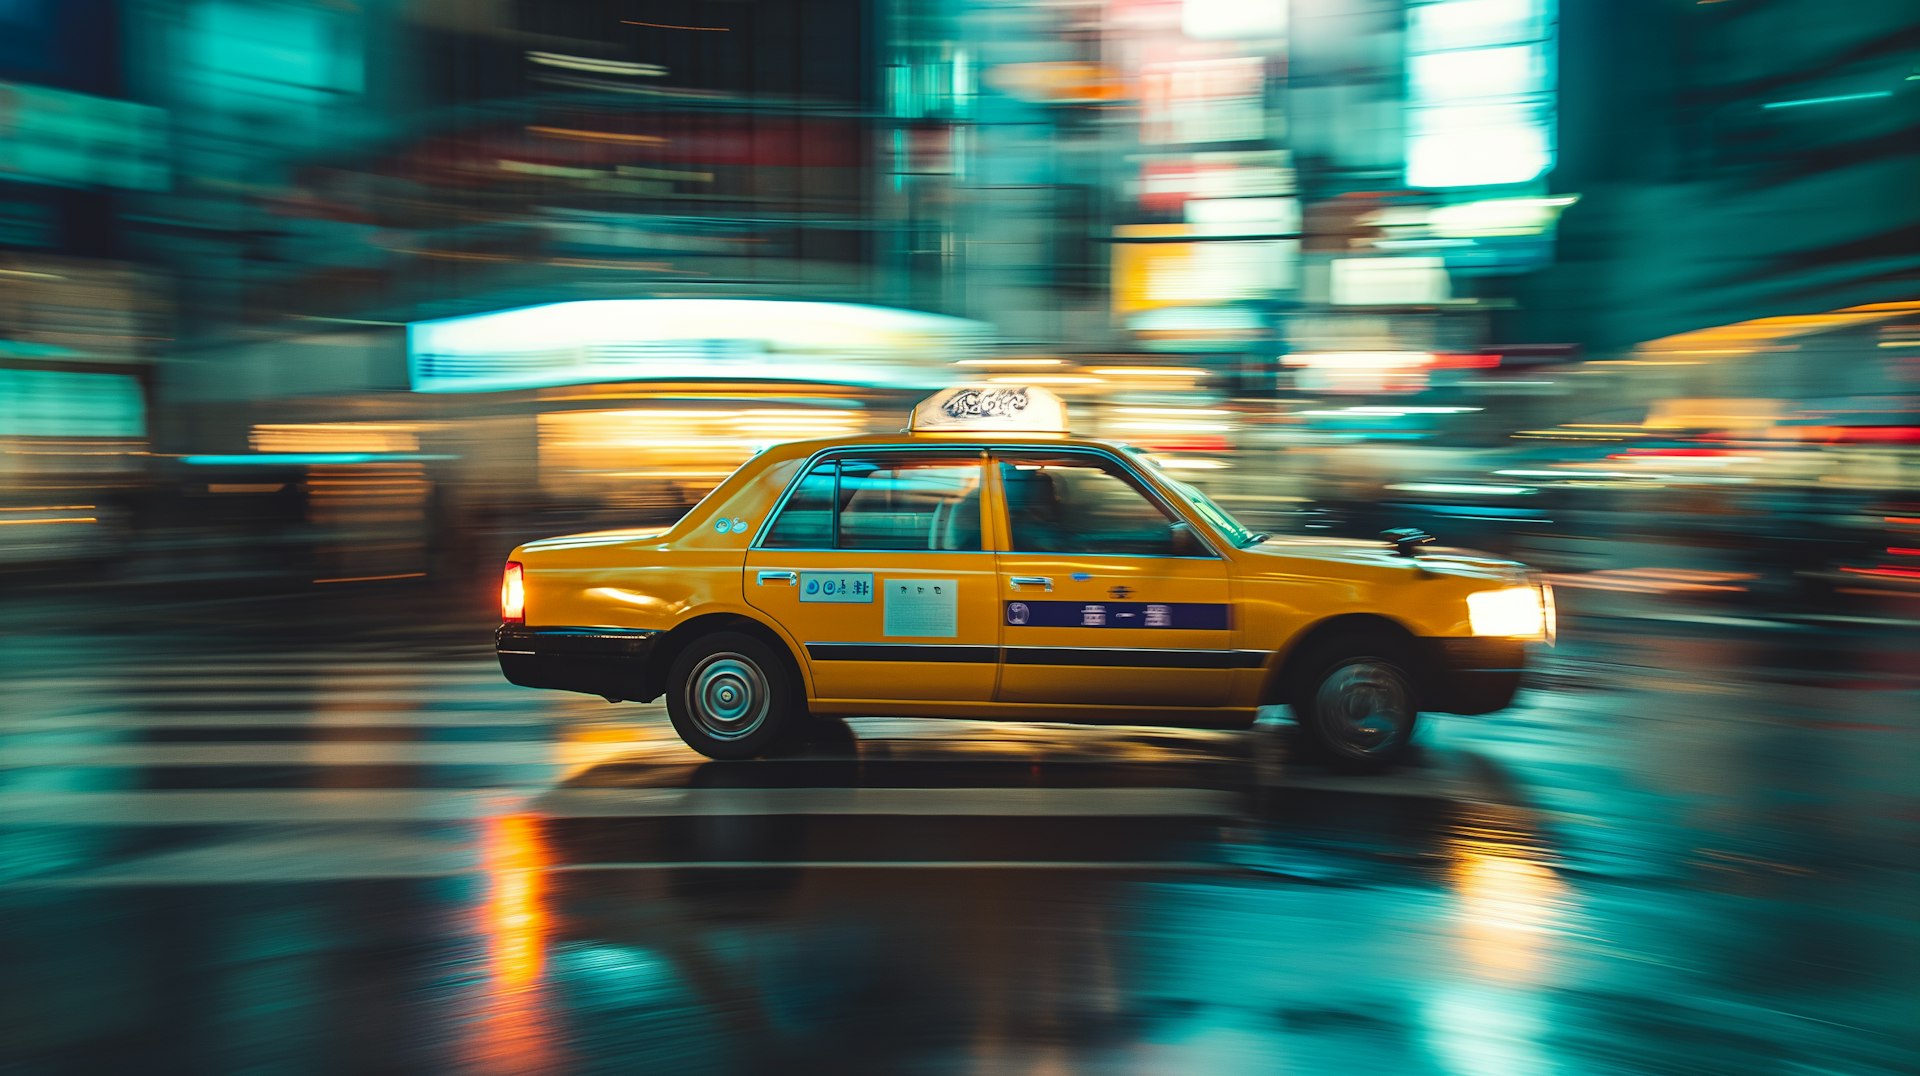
465,718,1571,1070
471,813,562,1074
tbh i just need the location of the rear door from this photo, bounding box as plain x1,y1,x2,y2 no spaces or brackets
991,449,1239,707
745,449,999,705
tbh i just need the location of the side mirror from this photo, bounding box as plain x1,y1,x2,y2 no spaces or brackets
1169,521,1204,556
1380,527,1435,558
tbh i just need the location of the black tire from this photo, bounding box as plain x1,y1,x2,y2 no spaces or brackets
1290,635,1421,773
665,631,803,760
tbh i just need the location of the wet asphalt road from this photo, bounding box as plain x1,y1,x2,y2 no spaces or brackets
1,589,1916,1075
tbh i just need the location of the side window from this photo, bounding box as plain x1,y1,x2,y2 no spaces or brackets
998,454,1195,556
761,454,983,551
839,457,983,551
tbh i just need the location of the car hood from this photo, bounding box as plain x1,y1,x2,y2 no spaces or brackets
1240,535,1526,580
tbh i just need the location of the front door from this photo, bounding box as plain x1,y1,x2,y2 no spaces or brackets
745,449,999,705
992,450,1237,707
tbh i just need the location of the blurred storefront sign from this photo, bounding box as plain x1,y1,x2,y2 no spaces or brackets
0,367,145,438
1138,151,1294,212
1185,197,1301,237
1124,306,1269,352
1283,349,1516,394
0,81,168,191
986,61,1128,105
1180,0,1287,42
1286,351,1438,394
1140,54,1268,144
408,300,994,393
1330,256,1451,306
1112,230,1297,314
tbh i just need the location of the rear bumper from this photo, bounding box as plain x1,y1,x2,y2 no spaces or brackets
1418,637,1528,716
496,625,661,701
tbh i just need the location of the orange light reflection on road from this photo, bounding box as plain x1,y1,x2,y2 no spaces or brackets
485,813,547,990
466,813,561,1075
1447,813,1569,983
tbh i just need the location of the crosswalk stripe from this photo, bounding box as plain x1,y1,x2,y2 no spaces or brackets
6,712,571,729
17,690,539,705
0,786,1239,824
6,860,1253,887
0,742,647,767
9,672,508,687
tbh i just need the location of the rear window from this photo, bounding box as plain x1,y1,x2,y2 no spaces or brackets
761,453,984,551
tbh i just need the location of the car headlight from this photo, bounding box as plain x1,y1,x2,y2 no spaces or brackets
1468,585,1550,639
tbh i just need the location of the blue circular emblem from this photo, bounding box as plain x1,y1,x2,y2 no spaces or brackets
714,518,731,533
805,579,820,594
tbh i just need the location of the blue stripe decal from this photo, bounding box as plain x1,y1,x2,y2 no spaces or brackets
1004,600,1229,630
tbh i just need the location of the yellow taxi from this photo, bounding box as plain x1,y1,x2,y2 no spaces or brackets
496,385,1553,770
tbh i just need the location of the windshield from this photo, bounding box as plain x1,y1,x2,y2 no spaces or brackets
1123,447,1261,547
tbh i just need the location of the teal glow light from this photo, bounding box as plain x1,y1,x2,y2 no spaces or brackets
1761,90,1894,110
0,368,146,437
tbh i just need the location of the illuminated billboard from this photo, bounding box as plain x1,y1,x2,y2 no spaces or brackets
1405,0,1558,189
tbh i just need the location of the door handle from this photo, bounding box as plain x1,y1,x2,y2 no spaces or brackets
1009,575,1053,591
757,570,798,585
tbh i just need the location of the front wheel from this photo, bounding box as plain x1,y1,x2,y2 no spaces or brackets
1292,641,1421,772
666,631,803,759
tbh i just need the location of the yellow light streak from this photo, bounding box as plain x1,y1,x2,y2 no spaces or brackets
527,125,666,145
621,18,729,31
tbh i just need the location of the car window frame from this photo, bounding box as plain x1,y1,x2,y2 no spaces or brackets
751,446,992,553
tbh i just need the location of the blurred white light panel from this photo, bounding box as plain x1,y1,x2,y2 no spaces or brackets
407,300,995,393
1330,257,1451,306
1408,0,1544,52
1181,0,1287,41
1408,108,1553,188
1405,0,1557,189
1410,45,1544,102
1186,197,1302,236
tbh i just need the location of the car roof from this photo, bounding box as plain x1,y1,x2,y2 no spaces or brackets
767,431,1131,456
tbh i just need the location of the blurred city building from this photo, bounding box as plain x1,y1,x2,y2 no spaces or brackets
0,0,1911,593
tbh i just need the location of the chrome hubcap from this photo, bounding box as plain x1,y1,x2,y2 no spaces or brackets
687,653,769,739
1317,660,1411,755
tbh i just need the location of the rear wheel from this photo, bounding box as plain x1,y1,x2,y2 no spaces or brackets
666,631,803,760
1291,638,1421,772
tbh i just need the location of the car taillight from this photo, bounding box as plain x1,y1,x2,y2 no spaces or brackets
500,561,525,624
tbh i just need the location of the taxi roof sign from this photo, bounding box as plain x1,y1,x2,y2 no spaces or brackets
909,385,1070,434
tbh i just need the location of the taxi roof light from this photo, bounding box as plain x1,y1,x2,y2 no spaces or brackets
909,384,1072,434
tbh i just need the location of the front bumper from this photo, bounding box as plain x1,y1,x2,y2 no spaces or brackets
496,625,661,701
1418,637,1528,716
